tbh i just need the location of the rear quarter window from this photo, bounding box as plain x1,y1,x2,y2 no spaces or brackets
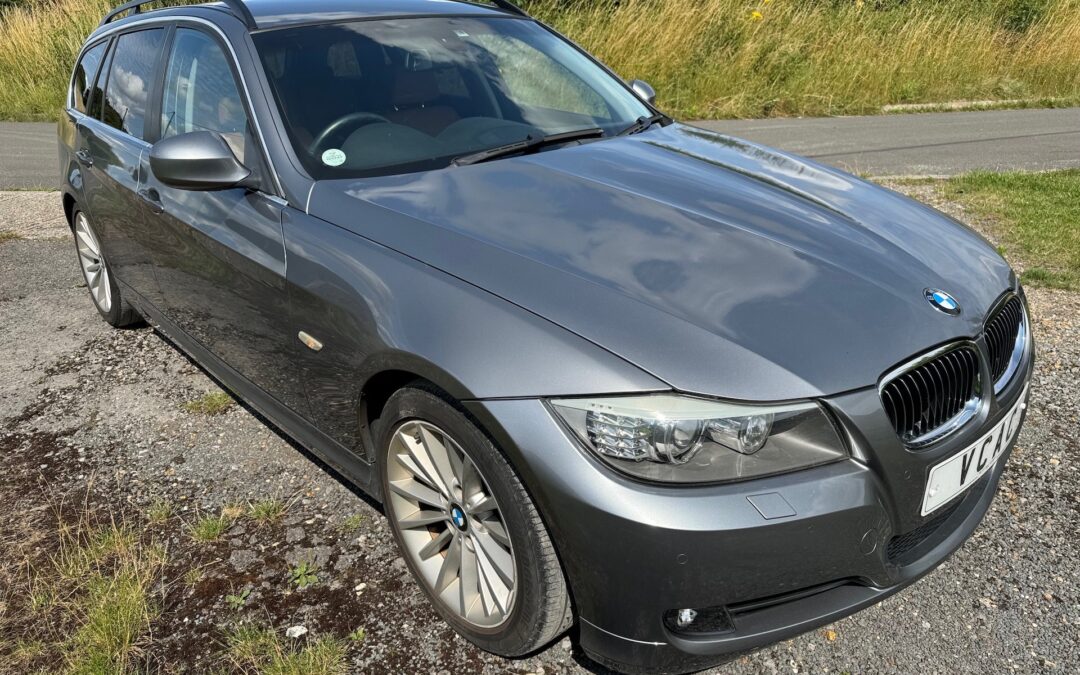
71,41,108,114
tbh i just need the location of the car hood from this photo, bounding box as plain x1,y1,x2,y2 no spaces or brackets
309,123,1014,400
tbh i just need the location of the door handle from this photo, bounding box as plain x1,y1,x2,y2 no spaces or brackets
75,149,93,167
138,188,164,215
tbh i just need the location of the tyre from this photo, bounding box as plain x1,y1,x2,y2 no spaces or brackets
377,385,573,656
72,209,140,327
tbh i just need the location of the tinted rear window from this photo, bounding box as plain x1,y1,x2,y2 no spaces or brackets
72,41,108,114
102,28,165,139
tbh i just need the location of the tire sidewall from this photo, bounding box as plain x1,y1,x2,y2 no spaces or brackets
376,387,552,656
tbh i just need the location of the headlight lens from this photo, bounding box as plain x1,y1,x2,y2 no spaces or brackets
549,395,847,484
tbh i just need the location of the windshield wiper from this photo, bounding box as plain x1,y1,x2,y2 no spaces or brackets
617,113,669,137
452,127,605,167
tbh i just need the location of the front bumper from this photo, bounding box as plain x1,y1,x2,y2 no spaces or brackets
463,352,1032,675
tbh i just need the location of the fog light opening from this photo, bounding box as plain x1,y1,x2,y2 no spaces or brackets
663,605,735,635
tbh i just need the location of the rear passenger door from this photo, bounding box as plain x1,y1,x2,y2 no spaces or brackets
144,26,295,405
79,27,168,308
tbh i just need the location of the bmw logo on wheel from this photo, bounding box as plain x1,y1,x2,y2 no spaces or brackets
925,288,961,316
450,506,467,530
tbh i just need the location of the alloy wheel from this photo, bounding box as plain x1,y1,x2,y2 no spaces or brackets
74,212,112,312
386,420,516,628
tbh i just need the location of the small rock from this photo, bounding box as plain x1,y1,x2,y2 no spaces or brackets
285,625,308,639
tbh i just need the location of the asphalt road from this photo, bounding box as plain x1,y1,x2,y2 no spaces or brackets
2,108,1078,188
695,107,1080,177
0,121,56,189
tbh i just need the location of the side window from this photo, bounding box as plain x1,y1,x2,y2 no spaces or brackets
71,41,107,114
102,28,165,138
160,28,250,161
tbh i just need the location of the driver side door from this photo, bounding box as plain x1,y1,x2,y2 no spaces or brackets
144,25,300,408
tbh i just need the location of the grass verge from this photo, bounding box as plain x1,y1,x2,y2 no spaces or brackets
942,169,1080,291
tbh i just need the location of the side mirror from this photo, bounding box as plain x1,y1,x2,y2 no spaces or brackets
629,79,657,106
149,131,253,191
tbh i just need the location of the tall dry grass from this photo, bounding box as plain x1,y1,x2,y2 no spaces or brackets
0,0,111,120
529,0,1080,118
1,0,1080,120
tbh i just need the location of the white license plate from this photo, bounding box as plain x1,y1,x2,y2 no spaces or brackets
921,384,1029,516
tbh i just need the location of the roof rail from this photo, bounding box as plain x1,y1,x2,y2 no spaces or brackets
99,0,257,29
456,0,529,17
489,0,529,16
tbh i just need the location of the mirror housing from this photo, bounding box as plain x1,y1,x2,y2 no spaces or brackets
149,131,253,191
629,79,657,105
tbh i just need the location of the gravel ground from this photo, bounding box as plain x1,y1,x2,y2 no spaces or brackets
0,189,1077,674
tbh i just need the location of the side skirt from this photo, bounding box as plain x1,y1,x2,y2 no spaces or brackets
119,280,381,501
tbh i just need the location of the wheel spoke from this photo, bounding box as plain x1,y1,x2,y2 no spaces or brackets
420,426,461,499
460,456,483,503
389,478,443,510
467,494,497,516
77,228,98,255
474,538,510,616
418,528,453,560
459,543,479,618
480,517,511,547
395,452,440,492
472,528,514,586
101,271,112,309
401,429,451,498
398,509,449,529
434,533,462,594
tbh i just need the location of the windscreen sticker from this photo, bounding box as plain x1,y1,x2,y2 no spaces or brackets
321,148,347,167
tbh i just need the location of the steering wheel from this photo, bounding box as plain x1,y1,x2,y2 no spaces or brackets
309,112,390,154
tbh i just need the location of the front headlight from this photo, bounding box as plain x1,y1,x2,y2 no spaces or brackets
549,394,847,484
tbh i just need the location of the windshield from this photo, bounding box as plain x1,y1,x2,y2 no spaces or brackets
253,17,652,179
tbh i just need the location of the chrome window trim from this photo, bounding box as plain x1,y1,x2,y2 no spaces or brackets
74,15,284,198
988,293,1029,395
878,340,984,449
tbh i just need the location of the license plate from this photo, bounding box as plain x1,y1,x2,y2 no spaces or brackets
921,384,1029,516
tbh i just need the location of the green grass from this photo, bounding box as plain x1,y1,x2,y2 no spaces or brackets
248,498,287,525
182,390,234,416
339,514,364,533
224,624,348,675
943,170,1080,290
189,510,233,542
146,498,173,524
3,0,1080,120
18,513,167,674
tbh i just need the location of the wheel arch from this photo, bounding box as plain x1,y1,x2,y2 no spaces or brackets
355,350,478,463
62,191,78,229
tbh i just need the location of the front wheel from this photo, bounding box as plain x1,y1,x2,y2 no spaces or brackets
377,386,573,656
72,210,140,327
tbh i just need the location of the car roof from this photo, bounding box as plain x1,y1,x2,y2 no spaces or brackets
244,0,513,29
92,0,516,36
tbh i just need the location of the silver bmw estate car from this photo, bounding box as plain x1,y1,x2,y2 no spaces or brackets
59,0,1033,671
